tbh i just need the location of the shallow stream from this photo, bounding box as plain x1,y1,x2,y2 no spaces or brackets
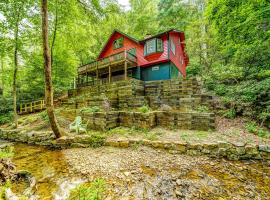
9,143,270,200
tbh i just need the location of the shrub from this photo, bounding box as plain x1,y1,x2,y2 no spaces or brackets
0,112,13,125
196,105,209,113
245,122,270,139
39,111,49,122
88,134,106,148
68,179,106,200
138,105,150,113
214,84,227,96
0,145,14,159
223,108,236,119
80,106,100,113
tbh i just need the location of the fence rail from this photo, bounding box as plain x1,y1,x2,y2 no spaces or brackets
19,100,45,115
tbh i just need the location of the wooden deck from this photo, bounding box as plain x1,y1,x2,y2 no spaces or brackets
19,100,45,115
78,50,137,76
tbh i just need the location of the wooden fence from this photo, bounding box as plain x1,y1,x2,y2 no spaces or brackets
19,100,45,115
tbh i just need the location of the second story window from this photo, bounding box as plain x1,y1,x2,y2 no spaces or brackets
170,39,176,55
113,37,124,49
144,38,163,56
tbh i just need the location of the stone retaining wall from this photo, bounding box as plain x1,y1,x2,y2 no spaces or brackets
156,111,215,131
0,129,269,161
81,111,215,131
83,112,119,131
66,78,213,111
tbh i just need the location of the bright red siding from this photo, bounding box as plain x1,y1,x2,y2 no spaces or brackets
169,32,187,77
138,34,169,67
98,30,188,76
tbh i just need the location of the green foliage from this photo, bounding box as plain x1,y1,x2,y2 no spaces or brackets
80,106,101,114
245,122,270,139
0,0,268,130
196,105,210,113
223,108,236,119
85,133,106,148
69,179,106,200
0,145,14,159
39,111,49,122
0,112,13,125
138,105,151,113
203,0,270,126
0,180,12,199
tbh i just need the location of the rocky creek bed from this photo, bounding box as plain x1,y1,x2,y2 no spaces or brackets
5,143,270,200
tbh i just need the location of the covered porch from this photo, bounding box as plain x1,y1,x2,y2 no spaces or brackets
77,50,137,87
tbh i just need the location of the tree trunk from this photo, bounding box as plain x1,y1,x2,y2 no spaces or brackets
1,57,4,94
41,0,63,138
51,0,58,66
13,13,19,128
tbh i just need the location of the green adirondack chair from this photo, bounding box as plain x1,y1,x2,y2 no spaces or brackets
69,116,87,134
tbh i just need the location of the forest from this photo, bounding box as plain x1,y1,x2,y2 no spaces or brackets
0,0,269,128
0,0,269,199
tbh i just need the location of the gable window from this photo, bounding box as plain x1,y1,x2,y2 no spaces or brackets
113,37,124,49
144,38,163,56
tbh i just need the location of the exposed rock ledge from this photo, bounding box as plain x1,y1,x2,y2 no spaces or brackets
0,128,269,161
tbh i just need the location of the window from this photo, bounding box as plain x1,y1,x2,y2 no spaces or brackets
146,39,156,55
157,39,163,52
170,39,176,55
152,66,159,71
113,37,124,49
128,48,136,56
144,38,163,56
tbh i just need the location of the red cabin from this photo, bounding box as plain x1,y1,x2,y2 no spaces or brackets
77,29,189,85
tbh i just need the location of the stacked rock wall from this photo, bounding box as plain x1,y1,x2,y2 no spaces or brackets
144,78,212,110
82,112,119,131
66,78,215,131
81,111,214,131
1,128,269,161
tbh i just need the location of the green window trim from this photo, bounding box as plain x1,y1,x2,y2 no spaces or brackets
113,37,124,49
144,38,163,56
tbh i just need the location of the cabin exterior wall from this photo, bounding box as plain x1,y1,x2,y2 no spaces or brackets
87,30,189,83
99,32,138,59
141,62,172,81
138,34,169,67
169,32,186,77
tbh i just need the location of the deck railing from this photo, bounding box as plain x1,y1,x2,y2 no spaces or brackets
19,100,45,115
78,50,137,74
76,74,132,88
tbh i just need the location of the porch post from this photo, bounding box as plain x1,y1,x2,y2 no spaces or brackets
124,50,127,80
124,61,127,81
96,62,99,84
